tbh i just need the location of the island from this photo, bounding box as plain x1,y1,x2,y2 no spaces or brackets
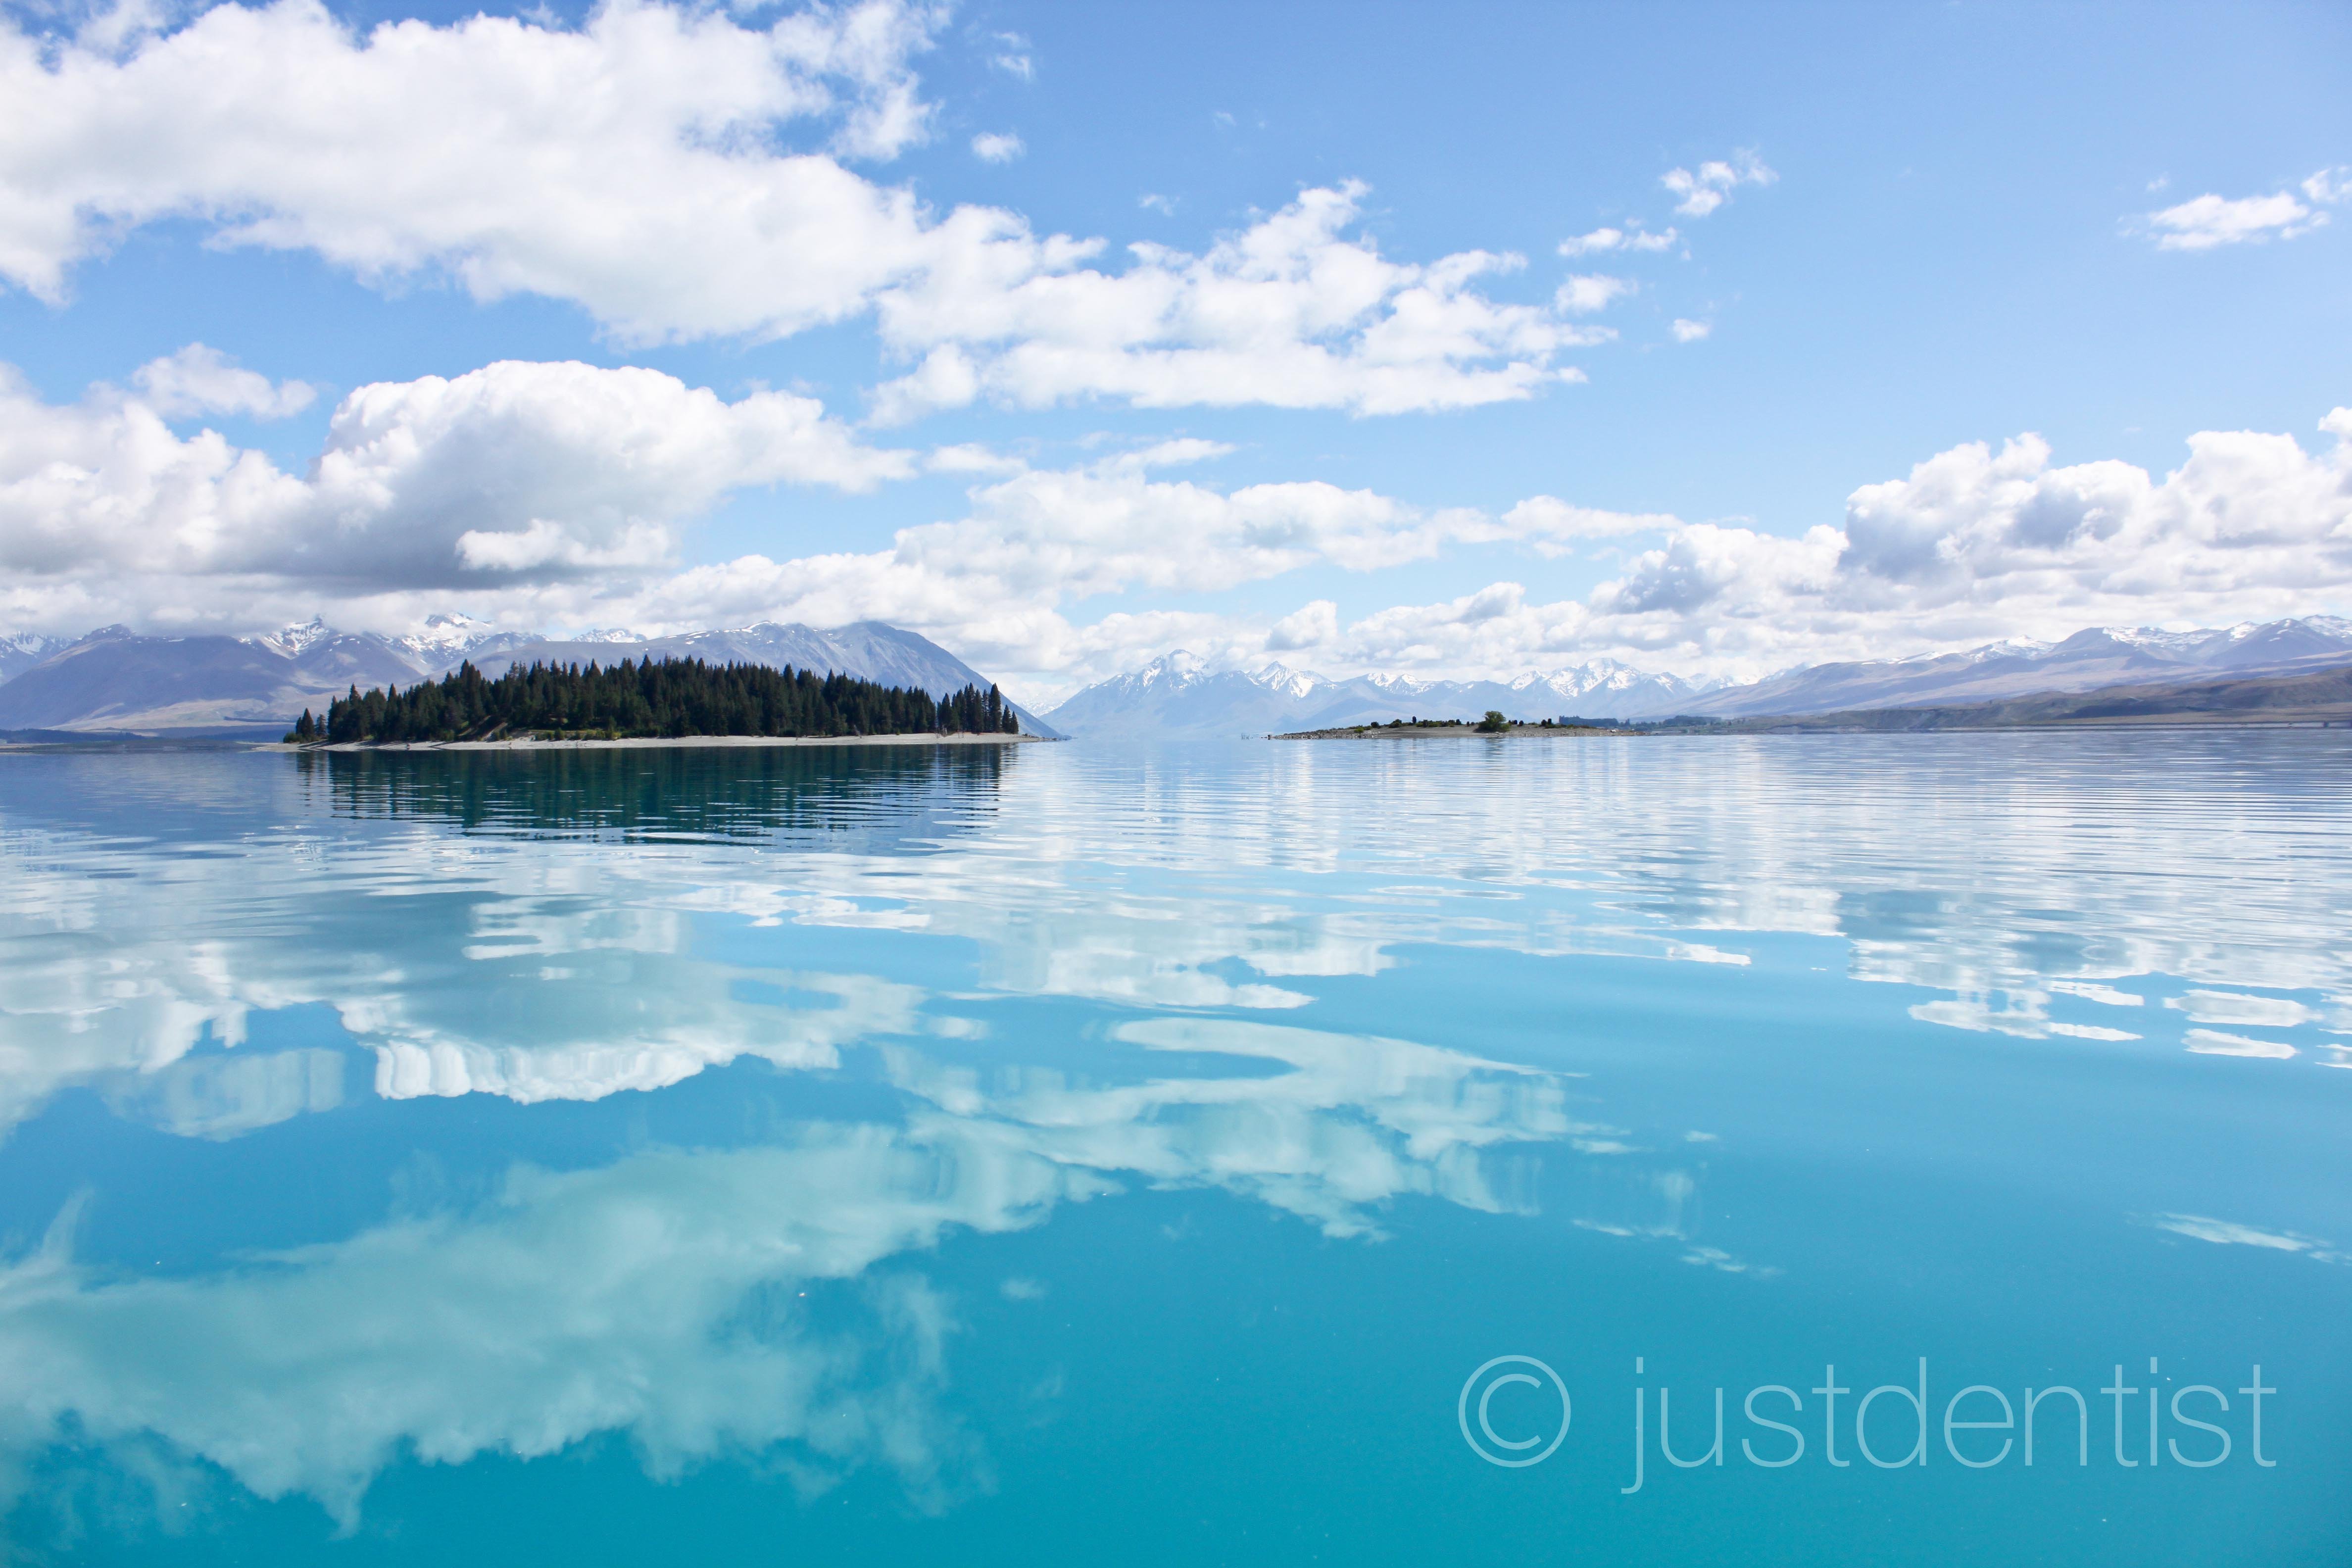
1275,713,1627,739
280,657,1032,749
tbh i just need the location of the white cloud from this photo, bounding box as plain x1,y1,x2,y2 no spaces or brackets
0,354,911,631
129,343,314,419
1266,599,1338,650
1555,273,1633,314
1286,408,2352,683
970,131,1023,163
1669,318,1711,343
16,343,2352,702
867,182,1607,421
617,455,1498,664
1137,193,1178,216
1499,496,1678,554
0,6,1611,416
1661,151,1776,218
2140,168,2347,250
2145,194,2316,249
923,441,1025,476
0,0,953,343
1558,224,1676,256
0,350,1596,682
986,29,1033,80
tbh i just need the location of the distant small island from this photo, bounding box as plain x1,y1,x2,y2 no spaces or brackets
285,656,1026,747
1276,712,1626,739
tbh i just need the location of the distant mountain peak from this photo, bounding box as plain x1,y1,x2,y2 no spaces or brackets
1129,650,1207,687
1249,663,1322,698
250,616,332,657
390,614,512,667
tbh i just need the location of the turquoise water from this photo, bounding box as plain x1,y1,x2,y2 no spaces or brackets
0,734,2346,1565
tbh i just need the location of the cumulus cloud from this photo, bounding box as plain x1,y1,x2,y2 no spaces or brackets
883,409,2346,691
0,5,1609,415
14,345,2352,700
129,343,314,419
866,182,1607,421
0,352,1596,685
1294,409,2352,682
0,354,911,631
970,131,1023,163
0,0,953,342
1266,599,1338,650
1669,318,1711,343
1661,151,1775,218
2140,167,2347,249
606,447,1521,682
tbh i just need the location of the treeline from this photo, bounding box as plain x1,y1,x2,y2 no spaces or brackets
287,657,1020,744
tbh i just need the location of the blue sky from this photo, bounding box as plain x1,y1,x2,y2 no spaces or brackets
0,0,2346,698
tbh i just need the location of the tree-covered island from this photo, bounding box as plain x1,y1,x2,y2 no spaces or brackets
286,657,1022,745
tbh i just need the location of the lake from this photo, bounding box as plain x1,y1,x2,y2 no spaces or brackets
0,732,2346,1565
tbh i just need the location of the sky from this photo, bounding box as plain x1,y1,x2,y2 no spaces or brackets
0,0,2347,703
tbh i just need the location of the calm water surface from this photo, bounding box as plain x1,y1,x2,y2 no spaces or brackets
0,734,2346,1565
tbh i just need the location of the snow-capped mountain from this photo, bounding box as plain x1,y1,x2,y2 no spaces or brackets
1043,616,2352,737
0,619,1054,736
0,632,70,686
1677,616,2352,718
390,612,526,667
1043,656,1342,738
0,624,423,734
249,617,335,659
1043,654,1716,738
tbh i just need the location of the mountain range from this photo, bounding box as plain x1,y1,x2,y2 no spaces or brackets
1666,618,2352,720
0,618,1060,738
1039,616,2352,736
9,612,2349,742
1041,653,1719,739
